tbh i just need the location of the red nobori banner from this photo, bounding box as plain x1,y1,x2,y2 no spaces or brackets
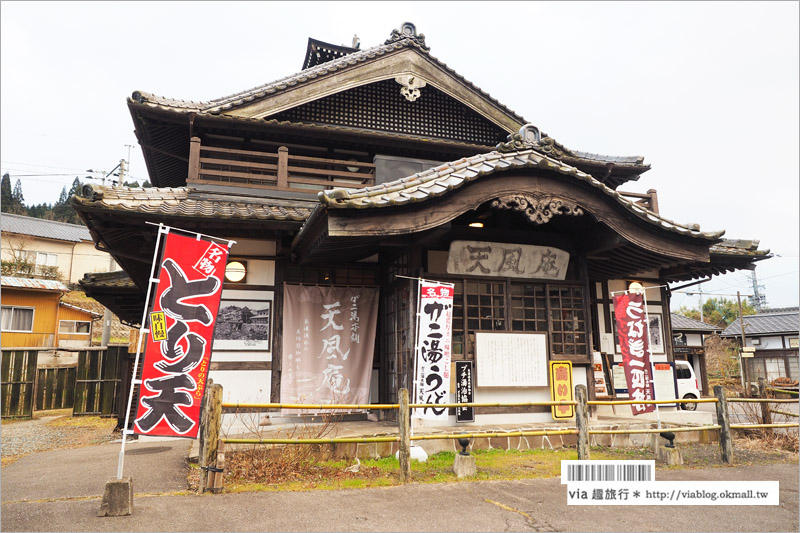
613,292,655,415
413,280,454,420
133,232,229,438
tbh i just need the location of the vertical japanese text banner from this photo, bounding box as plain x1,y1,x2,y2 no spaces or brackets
134,232,229,438
613,292,656,415
281,285,379,408
414,280,454,420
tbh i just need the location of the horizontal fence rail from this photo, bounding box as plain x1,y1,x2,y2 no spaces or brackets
201,384,799,492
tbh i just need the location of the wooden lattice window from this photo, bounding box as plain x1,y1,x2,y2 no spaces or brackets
465,281,506,332
510,283,548,332
548,286,587,356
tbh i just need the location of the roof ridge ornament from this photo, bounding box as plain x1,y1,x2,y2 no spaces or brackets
385,22,429,50
495,124,566,159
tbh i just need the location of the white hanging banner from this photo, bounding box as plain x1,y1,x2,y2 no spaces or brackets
413,280,455,420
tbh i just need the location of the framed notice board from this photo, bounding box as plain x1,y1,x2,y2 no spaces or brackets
475,331,548,387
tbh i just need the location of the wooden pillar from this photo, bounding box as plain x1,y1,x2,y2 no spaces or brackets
277,146,289,188
575,384,589,460
270,259,284,403
758,377,773,430
647,188,659,214
188,137,201,182
398,388,411,483
713,385,734,464
199,382,223,492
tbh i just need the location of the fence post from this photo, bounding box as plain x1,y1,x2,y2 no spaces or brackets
758,377,773,430
199,382,223,492
575,384,589,460
398,388,411,483
713,385,734,464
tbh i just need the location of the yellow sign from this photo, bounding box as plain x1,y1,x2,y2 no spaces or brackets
549,360,575,420
150,311,167,342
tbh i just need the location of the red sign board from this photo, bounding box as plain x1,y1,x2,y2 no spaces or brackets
613,292,655,415
133,232,228,438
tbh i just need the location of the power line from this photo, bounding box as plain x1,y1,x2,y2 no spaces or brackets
0,161,93,173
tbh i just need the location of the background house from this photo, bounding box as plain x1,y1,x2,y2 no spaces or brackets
1,213,117,284
1,276,99,348
670,313,722,396
721,307,800,387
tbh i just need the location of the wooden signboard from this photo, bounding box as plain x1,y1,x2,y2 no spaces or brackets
475,331,548,387
549,360,575,419
652,362,678,407
455,360,475,423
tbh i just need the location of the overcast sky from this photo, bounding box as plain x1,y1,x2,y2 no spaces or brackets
2,1,798,310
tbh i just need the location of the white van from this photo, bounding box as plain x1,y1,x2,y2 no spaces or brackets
675,360,701,411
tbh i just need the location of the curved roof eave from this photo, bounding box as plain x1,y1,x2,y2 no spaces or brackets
318,147,723,242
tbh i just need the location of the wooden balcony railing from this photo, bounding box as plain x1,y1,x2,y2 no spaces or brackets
618,188,659,214
188,137,375,194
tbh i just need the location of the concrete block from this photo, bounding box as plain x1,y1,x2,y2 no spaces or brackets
453,454,477,478
656,445,684,466
98,477,133,517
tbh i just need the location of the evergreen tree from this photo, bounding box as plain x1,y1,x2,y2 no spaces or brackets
68,177,82,197
1,173,12,211
7,179,27,215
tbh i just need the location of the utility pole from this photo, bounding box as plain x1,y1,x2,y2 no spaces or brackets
750,270,766,311
699,286,704,322
117,159,126,187
736,291,748,393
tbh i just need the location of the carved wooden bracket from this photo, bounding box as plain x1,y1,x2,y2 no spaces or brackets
395,75,427,102
491,194,584,225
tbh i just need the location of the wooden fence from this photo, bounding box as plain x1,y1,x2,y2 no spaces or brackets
1,349,39,418
1,345,127,419
35,366,76,411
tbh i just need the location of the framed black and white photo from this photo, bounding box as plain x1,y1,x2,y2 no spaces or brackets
647,313,665,354
213,300,271,350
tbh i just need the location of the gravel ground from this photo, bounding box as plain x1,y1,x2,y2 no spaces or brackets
1,414,118,462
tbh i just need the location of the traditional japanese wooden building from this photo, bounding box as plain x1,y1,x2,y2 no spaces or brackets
74,23,769,424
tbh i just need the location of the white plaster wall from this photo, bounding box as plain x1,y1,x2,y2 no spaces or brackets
748,336,786,350
209,369,271,404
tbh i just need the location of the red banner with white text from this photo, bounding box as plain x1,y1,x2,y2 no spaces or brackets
613,292,655,415
133,232,229,438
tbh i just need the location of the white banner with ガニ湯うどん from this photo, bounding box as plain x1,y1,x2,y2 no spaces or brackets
413,280,454,420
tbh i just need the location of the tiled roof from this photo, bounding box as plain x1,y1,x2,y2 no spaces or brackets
319,148,723,241
670,313,722,332
709,239,767,257
59,301,102,318
72,185,315,222
1,213,91,242
571,150,645,165
1,276,70,292
721,310,800,337
79,270,137,289
130,35,527,125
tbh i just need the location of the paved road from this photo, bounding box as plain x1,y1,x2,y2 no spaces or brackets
1,440,797,532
